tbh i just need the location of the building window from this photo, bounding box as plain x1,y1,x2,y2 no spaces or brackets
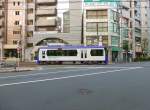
111,36,119,46
27,20,33,25
13,2,15,6
27,43,33,47
145,14,147,17
13,40,18,44
27,0,33,3
15,11,20,15
27,8,33,14
86,22,108,32
86,10,107,19
145,22,148,24
27,31,33,37
18,2,20,6
145,29,148,32
13,31,21,34
14,21,20,25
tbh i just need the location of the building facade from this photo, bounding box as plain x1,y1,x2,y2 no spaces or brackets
1,0,83,61
141,0,150,55
83,0,121,63
63,11,70,33
0,0,7,60
4,0,26,61
130,0,142,58
83,0,142,63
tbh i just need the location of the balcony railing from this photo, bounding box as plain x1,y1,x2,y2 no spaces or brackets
0,10,3,16
36,0,57,5
0,2,3,7
0,31,2,37
36,18,56,26
36,8,56,16
0,20,4,26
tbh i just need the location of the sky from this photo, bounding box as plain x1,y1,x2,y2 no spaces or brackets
57,0,69,17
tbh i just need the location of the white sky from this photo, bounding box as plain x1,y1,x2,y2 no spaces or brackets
57,0,69,17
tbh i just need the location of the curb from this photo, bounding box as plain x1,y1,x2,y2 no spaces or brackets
0,67,42,73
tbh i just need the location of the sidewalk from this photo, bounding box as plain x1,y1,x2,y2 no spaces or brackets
0,62,41,73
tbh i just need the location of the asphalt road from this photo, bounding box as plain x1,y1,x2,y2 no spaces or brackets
0,62,150,110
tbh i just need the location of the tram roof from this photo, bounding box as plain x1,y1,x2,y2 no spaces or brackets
39,45,105,49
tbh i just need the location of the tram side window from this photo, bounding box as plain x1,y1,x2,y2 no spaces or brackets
90,49,103,56
64,50,77,56
47,50,77,56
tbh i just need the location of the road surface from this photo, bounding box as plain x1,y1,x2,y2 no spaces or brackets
0,62,150,110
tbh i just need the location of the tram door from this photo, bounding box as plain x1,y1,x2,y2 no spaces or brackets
81,49,87,61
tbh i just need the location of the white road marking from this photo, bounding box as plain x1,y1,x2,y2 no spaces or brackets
63,66,136,69
0,67,143,87
0,68,100,79
0,66,139,79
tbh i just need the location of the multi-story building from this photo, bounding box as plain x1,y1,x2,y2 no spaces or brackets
83,0,121,62
120,0,132,62
0,0,4,40
25,0,58,61
63,11,70,33
1,0,82,61
83,0,142,62
130,0,142,58
4,0,26,61
0,0,6,59
141,0,150,55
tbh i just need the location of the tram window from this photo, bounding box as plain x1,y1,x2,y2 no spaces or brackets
81,51,83,58
85,50,87,58
64,50,77,56
42,51,45,55
47,50,77,56
90,49,103,56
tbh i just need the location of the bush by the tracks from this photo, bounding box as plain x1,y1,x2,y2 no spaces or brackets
134,56,150,62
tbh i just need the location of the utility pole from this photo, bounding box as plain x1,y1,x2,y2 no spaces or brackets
17,40,20,69
0,39,3,68
96,23,99,45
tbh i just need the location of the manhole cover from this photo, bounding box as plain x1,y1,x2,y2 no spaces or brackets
78,88,93,95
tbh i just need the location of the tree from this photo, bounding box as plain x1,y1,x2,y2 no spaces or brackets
141,37,149,56
123,40,129,51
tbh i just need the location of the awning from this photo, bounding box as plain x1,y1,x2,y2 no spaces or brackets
112,46,122,51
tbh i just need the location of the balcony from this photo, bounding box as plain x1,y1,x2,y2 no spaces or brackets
0,10,3,17
0,2,3,7
0,20,4,26
36,8,56,16
0,31,2,37
122,9,130,18
36,18,56,26
36,0,57,5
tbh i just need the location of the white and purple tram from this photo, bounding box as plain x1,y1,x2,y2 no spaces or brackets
36,45,108,64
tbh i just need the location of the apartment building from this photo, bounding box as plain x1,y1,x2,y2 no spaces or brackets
1,0,83,61
141,0,150,55
83,0,121,62
130,0,142,58
63,11,70,33
120,1,132,62
0,0,6,59
0,0,4,40
4,0,26,61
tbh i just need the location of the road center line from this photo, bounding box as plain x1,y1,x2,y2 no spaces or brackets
0,67,143,87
